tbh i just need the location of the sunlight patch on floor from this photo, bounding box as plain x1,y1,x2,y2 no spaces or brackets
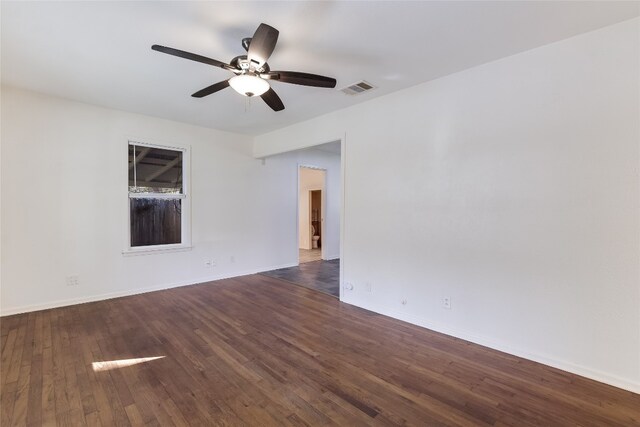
92,356,165,372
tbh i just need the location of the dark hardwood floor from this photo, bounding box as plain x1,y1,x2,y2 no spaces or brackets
1,274,639,426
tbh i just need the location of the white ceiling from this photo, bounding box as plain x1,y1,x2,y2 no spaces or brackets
2,1,638,136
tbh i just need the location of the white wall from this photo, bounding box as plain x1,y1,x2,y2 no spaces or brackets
0,86,309,315
299,168,325,250
254,18,640,392
264,147,341,260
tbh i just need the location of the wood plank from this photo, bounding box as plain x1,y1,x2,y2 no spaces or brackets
40,346,56,426
4,316,27,385
1,381,17,426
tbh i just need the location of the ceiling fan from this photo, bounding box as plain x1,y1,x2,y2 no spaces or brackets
152,23,337,112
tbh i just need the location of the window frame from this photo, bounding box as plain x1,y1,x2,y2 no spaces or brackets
123,139,192,256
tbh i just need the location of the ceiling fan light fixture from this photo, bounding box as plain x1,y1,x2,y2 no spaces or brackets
229,74,270,97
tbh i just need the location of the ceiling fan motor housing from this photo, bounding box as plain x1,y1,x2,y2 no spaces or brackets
231,55,270,74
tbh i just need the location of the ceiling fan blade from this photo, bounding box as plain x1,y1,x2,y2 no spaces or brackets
264,71,336,88
152,45,233,71
191,80,230,98
247,23,279,67
260,88,285,111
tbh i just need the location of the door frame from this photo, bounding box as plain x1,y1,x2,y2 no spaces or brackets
285,135,344,301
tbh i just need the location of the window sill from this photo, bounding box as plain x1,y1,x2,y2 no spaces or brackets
122,245,192,257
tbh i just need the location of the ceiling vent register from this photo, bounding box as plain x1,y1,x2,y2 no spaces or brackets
340,81,375,95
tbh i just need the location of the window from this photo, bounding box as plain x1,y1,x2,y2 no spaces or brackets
127,141,190,253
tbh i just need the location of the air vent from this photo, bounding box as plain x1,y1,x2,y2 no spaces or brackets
340,80,375,95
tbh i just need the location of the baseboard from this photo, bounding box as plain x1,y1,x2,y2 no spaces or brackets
323,254,340,261
340,297,640,395
0,264,292,317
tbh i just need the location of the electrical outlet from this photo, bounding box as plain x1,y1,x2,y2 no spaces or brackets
66,275,79,286
401,299,407,306
344,282,354,291
365,282,372,292
204,259,216,268
443,297,451,309
230,255,236,264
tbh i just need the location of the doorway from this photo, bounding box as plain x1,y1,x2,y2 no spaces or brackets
298,167,325,263
259,140,342,299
